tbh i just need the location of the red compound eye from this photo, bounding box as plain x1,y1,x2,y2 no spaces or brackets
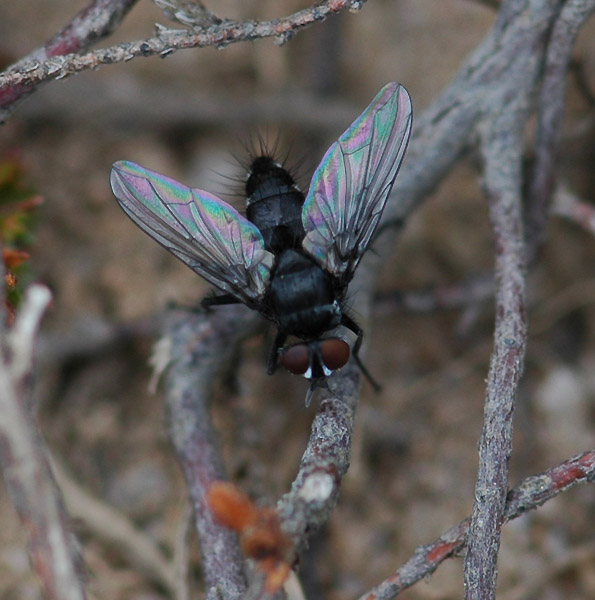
320,338,350,371
279,344,310,375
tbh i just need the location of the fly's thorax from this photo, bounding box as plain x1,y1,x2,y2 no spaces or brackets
268,249,342,338
276,300,342,339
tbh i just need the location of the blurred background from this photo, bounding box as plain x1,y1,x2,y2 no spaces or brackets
1,1,595,598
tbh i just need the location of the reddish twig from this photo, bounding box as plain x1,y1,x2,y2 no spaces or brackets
0,0,363,123
0,0,139,120
357,449,595,600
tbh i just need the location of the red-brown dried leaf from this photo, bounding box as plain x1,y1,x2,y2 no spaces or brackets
3,248,30,269
206,481,258,532
207,482,293,593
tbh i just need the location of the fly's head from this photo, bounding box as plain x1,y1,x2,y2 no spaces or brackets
279,337,350,379
279,337,351,407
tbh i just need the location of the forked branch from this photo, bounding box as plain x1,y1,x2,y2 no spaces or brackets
358,450,595,600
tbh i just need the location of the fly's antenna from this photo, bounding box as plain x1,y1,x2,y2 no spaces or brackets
305,379,329,407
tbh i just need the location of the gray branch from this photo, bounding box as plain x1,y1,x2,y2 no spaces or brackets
526,0,595,257
357,449,595,600
0,286,87,600
0,0,363,124
277,365,361,557
386,1,593,598
164,306,263,600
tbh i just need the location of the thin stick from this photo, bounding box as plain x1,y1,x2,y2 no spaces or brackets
0,285,87,600
51,458,177,595
277,365,361,557
526,0,595,258
163,305,263,600
0,0,362,123
357,449,595,600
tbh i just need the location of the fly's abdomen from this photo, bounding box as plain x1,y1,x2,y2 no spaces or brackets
246,156,305,254
268,249,341,338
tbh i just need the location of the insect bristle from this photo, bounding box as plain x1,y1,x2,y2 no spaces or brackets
231,132,305,199
210,131,308,218
213,162,246,200
244,131,283,164
208,155,247,207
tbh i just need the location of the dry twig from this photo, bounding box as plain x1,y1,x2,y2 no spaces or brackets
0,285,87,600
526,0,595,257
51,458,177,595
164,305,263,600
357,449,595,600
381,2,594,597
151,1,595,597
552,182,595,234
0,0,363,124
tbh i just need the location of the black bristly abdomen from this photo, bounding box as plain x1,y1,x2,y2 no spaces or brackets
245,156,305,254
268,249,341,338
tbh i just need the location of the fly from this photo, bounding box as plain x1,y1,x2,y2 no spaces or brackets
110,82,412,403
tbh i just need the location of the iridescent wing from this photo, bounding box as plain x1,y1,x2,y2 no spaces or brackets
110,161,274,305
302,82,412,283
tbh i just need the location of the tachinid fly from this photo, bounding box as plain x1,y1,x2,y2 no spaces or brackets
110,82,412,403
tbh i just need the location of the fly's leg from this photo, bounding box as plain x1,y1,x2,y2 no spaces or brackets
203,293,282,377
341,313,364,356
203,294,284,377
201,293,241,309
166,294,238,314
267,330,288,375
340,313,382,392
